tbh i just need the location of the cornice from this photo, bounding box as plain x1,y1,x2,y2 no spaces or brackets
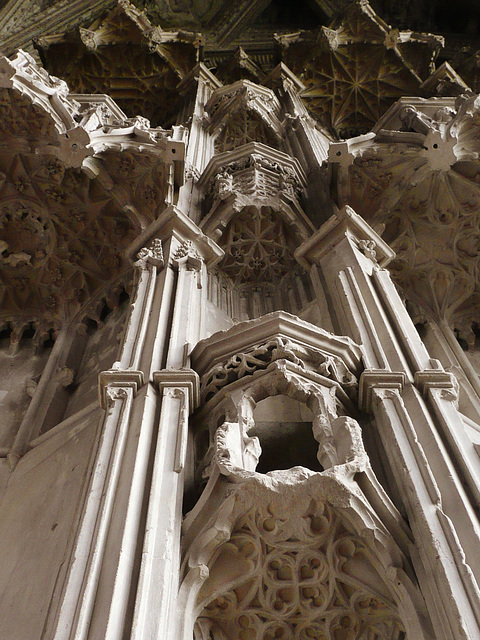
295,205,395,269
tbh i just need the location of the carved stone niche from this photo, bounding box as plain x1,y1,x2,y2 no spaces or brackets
179,464,431,640
204,80,284,154
198,143,312,303
181,312,432,640
191,311,363,481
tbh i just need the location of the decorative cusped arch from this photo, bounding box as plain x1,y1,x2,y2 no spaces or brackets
180,470,432,640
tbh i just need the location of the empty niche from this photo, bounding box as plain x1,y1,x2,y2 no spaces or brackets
250,395,322,473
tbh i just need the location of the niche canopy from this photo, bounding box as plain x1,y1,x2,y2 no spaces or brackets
192,311,363,406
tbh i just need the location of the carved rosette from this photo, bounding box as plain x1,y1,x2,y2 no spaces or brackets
217,206,297,284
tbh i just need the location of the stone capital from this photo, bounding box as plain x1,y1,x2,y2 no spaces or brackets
136,237,164,268
98,369,145,408
153,369,200,410
125,205,224,267
358,369,405,412
414,368,458,399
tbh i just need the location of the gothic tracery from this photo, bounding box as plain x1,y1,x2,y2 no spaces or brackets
0,1,480,639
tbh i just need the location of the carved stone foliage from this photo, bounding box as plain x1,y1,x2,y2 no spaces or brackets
192,311,363,384
201,335,357,403
36,0,200,127
196,500,404,640
331,94,480,342
278,0,443,137
208,151,304,207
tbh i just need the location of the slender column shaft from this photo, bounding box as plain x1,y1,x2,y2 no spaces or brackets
132,248,203,640
53,384,136,640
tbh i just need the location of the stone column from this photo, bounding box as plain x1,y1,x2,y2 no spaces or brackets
48,206,222,640
48,238,160,640
296,205,480,640
127,210,221,640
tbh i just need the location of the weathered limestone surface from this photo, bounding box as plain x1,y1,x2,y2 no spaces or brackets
1,1,480,639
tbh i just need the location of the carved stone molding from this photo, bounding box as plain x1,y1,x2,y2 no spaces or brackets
295,205,395,270
204,80,283,150
198,142,311,290
0,50,91,167
98,368,145,408
414,363,459,398
358,370,406,413
192,311,363,384
153,368,200,410
200,335,358,404
199,142,307,209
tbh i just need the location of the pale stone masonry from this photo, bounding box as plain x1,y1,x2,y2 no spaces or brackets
1,1,480,638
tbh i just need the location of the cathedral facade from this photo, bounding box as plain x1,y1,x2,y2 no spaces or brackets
1,1,480,638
